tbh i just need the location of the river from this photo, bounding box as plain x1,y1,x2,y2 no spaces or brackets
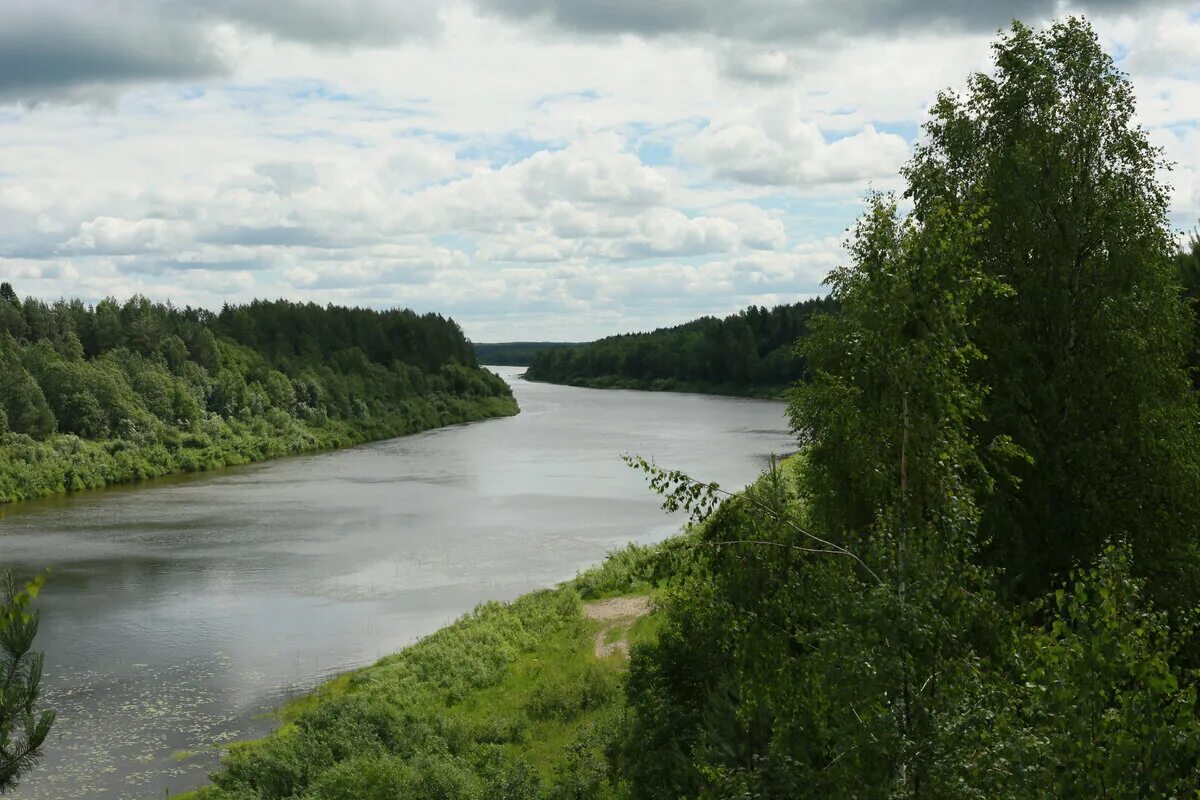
0,368,793,798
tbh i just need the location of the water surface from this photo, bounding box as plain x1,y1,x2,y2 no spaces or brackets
0,368,793,798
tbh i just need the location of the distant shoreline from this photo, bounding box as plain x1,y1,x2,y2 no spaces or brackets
520,373,790,400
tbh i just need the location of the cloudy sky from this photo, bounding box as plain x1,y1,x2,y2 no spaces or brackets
1,1,1198,341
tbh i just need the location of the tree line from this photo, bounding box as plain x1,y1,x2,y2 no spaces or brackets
0,289,515,505
524,240,1200,400
472,341,581,367
523,297,836,396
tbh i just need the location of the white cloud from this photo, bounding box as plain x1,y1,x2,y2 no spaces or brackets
1108,8,1200,78
682,101,910,186
520,136,669,207
1157,125,1200,230
386,134,784,261
63,216,192,255
0,3,1197,340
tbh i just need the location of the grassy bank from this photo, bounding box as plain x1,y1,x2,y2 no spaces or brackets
522,373,790,400
0,394,518,505
179,536,676,800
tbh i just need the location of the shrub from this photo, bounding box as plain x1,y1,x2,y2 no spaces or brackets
524,663,616,722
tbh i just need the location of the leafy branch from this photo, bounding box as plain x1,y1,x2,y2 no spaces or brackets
622,454,882,585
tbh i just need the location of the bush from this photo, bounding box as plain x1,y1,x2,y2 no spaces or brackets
546,710,625,800
524,663,616,722
570,537,700,600
304,754,414,800
968,544,1200,795
214,696,402,799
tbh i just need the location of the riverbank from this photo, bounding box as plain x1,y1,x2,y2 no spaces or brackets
179,537,675,800
3,372,791,799
0,394,518,505
522,373,790,400
169,454,796,799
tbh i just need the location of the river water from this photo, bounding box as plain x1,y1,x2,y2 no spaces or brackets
0,368,793,798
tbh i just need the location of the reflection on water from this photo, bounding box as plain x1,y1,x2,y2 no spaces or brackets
0,368,794,798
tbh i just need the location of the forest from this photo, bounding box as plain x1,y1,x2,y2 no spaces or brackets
472,342,581,367
8,16,1200,800
0,290,516,504
523,298,834,397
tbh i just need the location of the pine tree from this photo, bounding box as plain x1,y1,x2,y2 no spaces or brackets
0,572,55,793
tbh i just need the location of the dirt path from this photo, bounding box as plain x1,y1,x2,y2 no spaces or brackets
584,595,652,659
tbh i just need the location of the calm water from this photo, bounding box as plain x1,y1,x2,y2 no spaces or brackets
0,368,793,799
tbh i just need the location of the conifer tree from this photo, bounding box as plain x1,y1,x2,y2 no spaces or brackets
0,572,55,793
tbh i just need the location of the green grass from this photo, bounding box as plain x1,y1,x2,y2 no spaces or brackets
182,572,655,799
172,593,648,798
274,671,358,727
444,618,620,784
626,612,662,647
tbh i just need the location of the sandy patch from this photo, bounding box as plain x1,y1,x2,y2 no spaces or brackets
584,595,652,659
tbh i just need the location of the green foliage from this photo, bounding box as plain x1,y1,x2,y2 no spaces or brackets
356,591,585,708
523,663,616,722
0,289,517,504
791,193,1004,546
0,572,56,793
967,544,1200,796
524,299,835,396
0,339,56,440
544,710,626,800
619,18,1200,799
905,18,1200,606
622,186,1008,796
570,540,688,601
194,585,635,800
473,342,582,367
302,751,525,800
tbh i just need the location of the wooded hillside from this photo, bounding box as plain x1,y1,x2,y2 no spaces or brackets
0,287,516,503
524,298,834,396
